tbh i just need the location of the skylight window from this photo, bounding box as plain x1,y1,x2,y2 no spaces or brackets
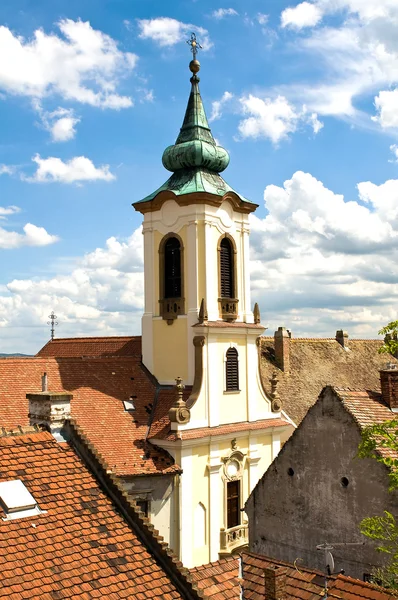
0,480,44,520
123,397,136,411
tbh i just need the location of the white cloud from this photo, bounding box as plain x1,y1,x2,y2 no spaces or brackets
0,228,144,352
281,2,323,29
0,165,15,176
249,170,398,337
373,89,398,129
238,96,321,143
212,8,239,19
137,17,212,50
210,91,233,122
275,0,398,129
307,111,324,133
257,13,269,25
34,102,80,142
0,223,58,249
28,154,115,184
0,19,137,108
389,144,398,163
357,178,398,221
0,206,21,218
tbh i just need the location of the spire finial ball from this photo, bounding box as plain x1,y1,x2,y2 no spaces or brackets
189,59,200,74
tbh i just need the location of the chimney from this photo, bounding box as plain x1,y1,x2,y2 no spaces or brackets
380,365,398,413
27,381,72,441
264,566,287,600
274,327,291,373
336,330,349,349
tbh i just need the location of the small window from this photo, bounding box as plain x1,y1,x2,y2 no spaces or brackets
164,237,181,299
136,499,149,517
227,480,241,529
220,238,234,299
0,479,44,520
226,347,239,391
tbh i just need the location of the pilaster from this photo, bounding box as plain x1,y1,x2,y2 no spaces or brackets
207,444,222,563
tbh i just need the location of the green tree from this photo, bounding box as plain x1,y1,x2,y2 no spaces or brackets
378,321,398,357
357,322,398,588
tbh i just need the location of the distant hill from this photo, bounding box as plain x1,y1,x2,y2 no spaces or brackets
0,353,32,357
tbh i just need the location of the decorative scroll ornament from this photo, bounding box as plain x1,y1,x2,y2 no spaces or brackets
168,377,191,425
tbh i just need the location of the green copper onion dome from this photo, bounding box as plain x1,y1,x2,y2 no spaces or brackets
134,41,255,208
162,62,230,173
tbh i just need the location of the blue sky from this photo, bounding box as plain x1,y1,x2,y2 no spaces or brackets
0,0,398,352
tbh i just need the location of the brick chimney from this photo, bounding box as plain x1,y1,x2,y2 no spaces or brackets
264,566,287,600
336,329,348,349
27,375,72,441
274,327,291,373
380,365,398,413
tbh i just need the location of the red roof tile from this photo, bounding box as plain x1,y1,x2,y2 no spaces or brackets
332,387,398,460
242,552,396,600
190,556,240,599
37,336,141,358
0,429,191,600
0,355,178,477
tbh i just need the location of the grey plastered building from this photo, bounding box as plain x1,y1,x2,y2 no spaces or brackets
245,369,398,581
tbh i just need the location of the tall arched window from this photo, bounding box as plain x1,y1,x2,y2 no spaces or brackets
164,237,181,299
220,237,234,299
226,347,239,391
159,235,184,322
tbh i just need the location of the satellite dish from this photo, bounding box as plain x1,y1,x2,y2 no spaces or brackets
326,551,335,575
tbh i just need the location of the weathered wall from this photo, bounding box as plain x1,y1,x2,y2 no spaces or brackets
245,388,398,580
120,474,177,552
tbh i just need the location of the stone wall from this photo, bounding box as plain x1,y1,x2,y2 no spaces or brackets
245,387,398,580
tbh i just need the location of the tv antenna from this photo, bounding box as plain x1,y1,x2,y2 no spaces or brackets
316,542,365,598
47,311,58,340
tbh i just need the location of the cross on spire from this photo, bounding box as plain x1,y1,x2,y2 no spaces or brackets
187,32,202,61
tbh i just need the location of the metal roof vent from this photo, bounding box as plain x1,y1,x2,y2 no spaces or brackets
0,480,45,520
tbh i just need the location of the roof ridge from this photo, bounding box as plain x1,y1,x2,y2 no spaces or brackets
0,424,41,438
66,419,208,599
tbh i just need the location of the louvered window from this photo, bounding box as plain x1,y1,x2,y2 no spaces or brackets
164,237,181,298
226,347,239,391
220,238,234,298
226,480,241,529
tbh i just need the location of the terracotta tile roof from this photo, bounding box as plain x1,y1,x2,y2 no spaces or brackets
260,337,398,424
0,429,190,600
153,418,290,442
0,356,179,477
189,556,240,599
193,321,264,329
37,336,141,358
333,387,398,461
241,552,396,600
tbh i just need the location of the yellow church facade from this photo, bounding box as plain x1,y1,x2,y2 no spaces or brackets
134,40,293,568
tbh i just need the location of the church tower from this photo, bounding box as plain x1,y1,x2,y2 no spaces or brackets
134,38,258,386
134,36,291,567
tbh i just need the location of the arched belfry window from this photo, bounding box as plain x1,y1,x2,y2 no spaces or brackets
225,347,239,391
218,235,238,321
159,235,184,323
164,237,181,299
220,238,234,298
